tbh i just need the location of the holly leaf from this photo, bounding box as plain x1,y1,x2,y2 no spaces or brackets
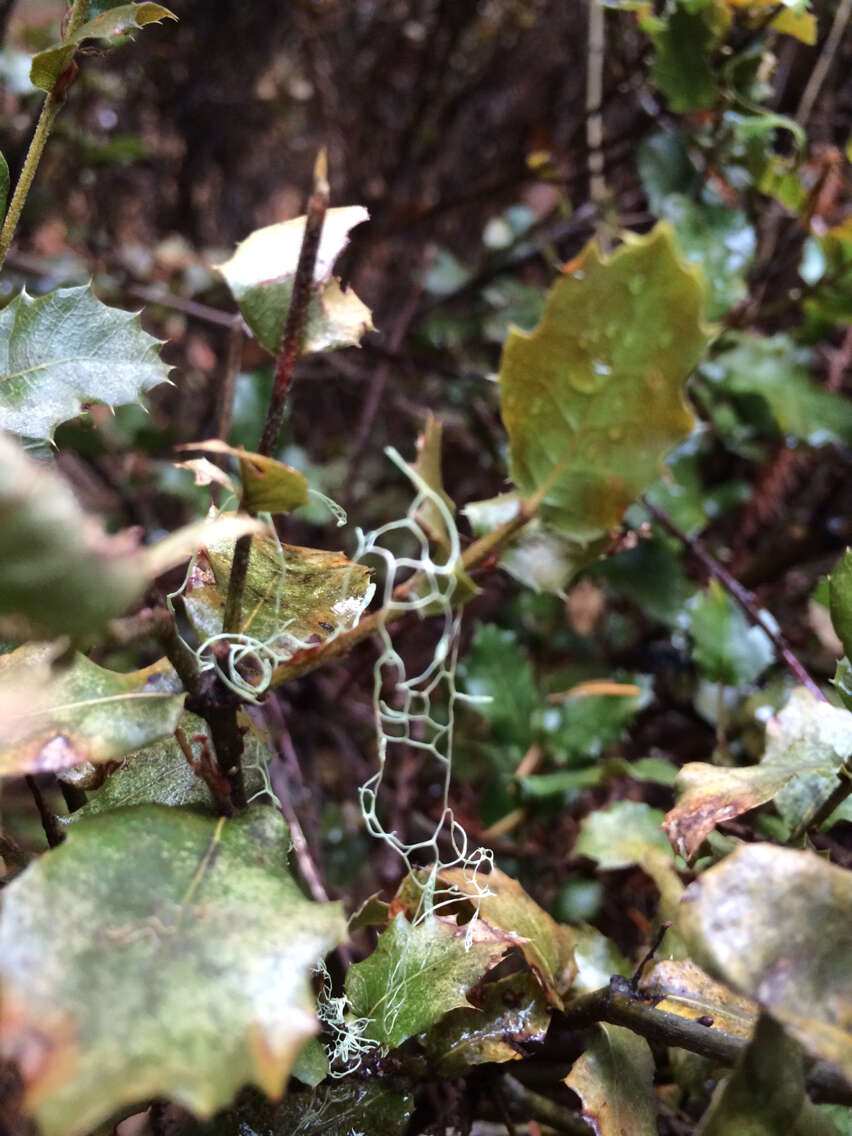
0,645,184,776
688,580,774,686
425,865,578,1010
695,1014,837,1136
0,285,170,441
0,432,264,638
183,533,372,645
177,440,309,515
458,623,539,753
30,4,177,93
344,912,514,1051
0,806,347,1136
679,843,852,1079
208,1083,414,1136
663,688,852,858
70,712,269,818
565,1024,657,1135
650,5,722,113
829,549,852,659
421,972,550,1075
704,333,852,446
576,800,683,921
498,223,709,544
218,207,372,354
638,958,757,1040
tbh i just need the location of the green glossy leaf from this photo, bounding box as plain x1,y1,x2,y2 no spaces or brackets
498,223,709,543
0,806,347,1136
572,924,630,994
30,4,177,93
0,645,183,777
542,681,646,765
689,580,774,686
591,537,696,626
459,623,538,753
183,533,372,645
179,440,309,515
289,1039,327,1088
565,1024,657,1135
344,912,513,1051
207,1083,414,1136
679,843,852,1080
704,333,852,446
637,130,701,214
829,550,852,659
431,865,577,1009
218,207,372,355
0,285,170,441
664,688,852,858
696,1014,839,1136
0,433,262,638
650,6,719,112
657,195,755,319
421,972,550,1075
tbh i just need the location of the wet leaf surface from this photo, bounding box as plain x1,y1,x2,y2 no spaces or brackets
565,1023,657,1135
498,223,709,544
0,806,347,1136
0,645,184,776
678,843,852,1079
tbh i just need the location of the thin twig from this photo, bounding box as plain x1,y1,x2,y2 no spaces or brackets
643,499,827,701
25,777,63,849
586,0,608,221
795,0,852,126
223,150,330,636
0,0,91,269
267,724,330,904
127,284,244,331
215,321,245,442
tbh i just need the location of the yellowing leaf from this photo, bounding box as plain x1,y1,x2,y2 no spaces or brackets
678,843,852,1080
0,806,347,1136
218,207,372,355
771,6,817,43
177,440,309,515
0,646,184,777
663,688,852,858
30,4,177,92
565,1024,657,1135
498,223,710,544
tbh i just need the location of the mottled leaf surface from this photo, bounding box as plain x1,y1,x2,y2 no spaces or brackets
184,534,372,645
664,688,852,858
219,207,372,354
696,1014,838,1136
435,866,577,1009
0,646,183,776
344,912,513,1051
30,4,176,92
679,843,852,1078
178,440,309,515
421,972,550,1075
639,959,757,1040
0,285,170,441
565,1024,657,1135
0,807,347,1136
498,224,708,543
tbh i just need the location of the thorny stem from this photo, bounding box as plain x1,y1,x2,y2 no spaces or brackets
643,499,827,702
0,0,90,269
222,150,330,637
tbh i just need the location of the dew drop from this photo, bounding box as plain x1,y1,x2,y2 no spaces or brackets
592,359,612,377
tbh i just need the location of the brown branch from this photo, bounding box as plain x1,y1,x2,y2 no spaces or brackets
223,151,330,636
643,499,826,702
559,982,852,1104
25,777,63,849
